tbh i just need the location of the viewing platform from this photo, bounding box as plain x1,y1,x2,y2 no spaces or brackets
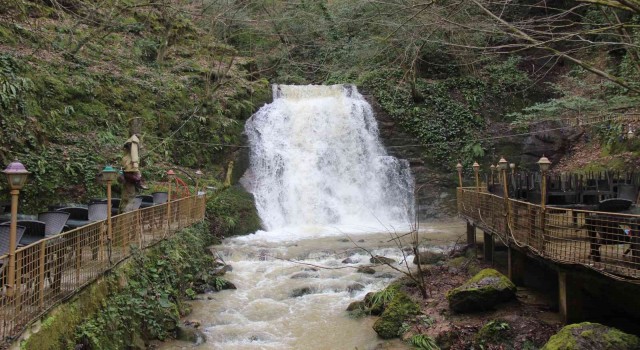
457,184,640,324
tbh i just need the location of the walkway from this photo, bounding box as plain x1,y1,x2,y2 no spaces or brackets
0,196,205,347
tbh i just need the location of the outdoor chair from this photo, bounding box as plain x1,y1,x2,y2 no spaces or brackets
88,203,109,222
38,211,70,237
0,223,26,293
89,198,121,215
132,197,143,210
137,195,154,208
617,184,638,203
56,207,89,230
152,191,168,204
16,220,47,246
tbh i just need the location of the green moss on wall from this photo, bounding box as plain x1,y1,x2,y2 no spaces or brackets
206,186,262,236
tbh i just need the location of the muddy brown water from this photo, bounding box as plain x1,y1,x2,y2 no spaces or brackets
157,223,465,350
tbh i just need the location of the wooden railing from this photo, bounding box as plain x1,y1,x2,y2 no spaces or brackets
458,188,640,281
0,195,206,344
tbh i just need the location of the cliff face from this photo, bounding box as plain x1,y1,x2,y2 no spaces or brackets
365,94,458,220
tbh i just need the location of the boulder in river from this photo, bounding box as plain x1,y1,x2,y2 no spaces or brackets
413,251,446,265
370,255,396,265
357,266,376,274
446,268,516,313
541,322,640,350
372,286,420,339
176,323,206,344
290,287,314,298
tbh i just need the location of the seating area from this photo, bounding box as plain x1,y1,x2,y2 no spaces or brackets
489,171,640,212
0,192,169,248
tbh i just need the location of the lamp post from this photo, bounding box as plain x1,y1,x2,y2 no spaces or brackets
166,169,175,229
194,170,203,196
3,159,30,297
510,163,516,175
490,164,496,185
498,157,509,198
473,161,480,192
102,166,118,242
538,155,551,255
537,155,551,211
456,162,463,188
628,125,634,140
498,157,511,231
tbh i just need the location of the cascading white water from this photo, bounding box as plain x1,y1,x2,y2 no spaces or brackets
244,84,414,235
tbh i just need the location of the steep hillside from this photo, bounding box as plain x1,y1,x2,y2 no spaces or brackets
0,1,270,211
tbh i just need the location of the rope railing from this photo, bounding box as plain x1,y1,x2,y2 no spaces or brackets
0,195,206,345
458,188,640,282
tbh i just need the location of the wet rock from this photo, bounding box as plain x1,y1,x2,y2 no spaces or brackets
370,255,396,265
347,283,365,293
413,251,446,265
220,281,237,290
446,268,516,313
184,320,201,328
176,323,206,344
211,264,233,276
542,322,640,350
290,287,313,298
376,273,394,279
346,301,366,312
342,257,358,264
291,272,318,279
304,267,318,272
338,238,350,242
372,287,420,339
358,239,365,243
357,266,376,274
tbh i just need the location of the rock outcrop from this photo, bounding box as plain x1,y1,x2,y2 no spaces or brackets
446,268,516,313
541,322,640,350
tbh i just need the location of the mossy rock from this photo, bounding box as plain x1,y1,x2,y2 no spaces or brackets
372,289,420,339
206,186,262,236
446,268,516,313
541,322,640,350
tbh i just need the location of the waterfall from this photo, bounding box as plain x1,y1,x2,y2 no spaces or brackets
244,84,414,236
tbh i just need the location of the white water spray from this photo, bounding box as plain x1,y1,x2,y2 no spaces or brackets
244,84,414,235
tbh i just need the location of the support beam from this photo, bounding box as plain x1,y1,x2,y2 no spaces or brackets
466,221,476,246
508,247,526,286
558,271,586,323
483,231,494,264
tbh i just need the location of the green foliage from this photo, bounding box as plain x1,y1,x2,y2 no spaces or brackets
410,334,440,350
368,284,399,311
476,320,511,345
75,223,215,349
206,186,262,236
372,285,421,339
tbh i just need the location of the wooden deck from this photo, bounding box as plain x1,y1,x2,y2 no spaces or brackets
458,188,640,281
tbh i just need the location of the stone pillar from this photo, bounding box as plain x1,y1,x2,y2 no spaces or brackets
508,247,526,286
466,221,476,246
483,231,494,264
558,271,585,323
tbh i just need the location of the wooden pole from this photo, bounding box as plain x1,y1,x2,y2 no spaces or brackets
6,189,19,297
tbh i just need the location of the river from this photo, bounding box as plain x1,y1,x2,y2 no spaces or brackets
158,224,464,350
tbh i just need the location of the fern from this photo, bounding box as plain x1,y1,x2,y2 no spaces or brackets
410,334,440,350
